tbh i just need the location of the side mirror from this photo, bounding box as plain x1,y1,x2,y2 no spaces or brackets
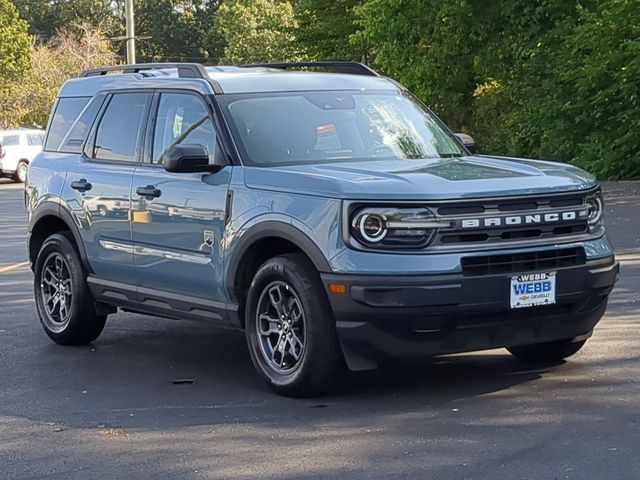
162,144,224,173
454,133,477,154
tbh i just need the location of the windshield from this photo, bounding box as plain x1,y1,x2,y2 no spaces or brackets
219,90,464,166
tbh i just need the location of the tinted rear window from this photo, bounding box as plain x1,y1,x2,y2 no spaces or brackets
27,134,44,146
1,135,20,146
45,97,91,151
91,92,151,163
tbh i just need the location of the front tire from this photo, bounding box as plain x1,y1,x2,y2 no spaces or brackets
245,253,344,397
34,233,107,345
507,338,587,363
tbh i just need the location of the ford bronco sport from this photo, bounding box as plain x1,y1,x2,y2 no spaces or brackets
26,62,619,396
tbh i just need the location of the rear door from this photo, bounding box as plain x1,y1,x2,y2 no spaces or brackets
130,90,231,301
64,91,152,282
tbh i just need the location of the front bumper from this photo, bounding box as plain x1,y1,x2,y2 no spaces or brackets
321,256,618,369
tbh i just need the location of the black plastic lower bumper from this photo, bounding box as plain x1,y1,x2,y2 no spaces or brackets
321,256,619,369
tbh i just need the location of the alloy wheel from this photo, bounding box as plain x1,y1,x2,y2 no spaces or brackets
40,252,73,333
255,281,306,373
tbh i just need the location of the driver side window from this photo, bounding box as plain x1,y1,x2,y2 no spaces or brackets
152,93,217,164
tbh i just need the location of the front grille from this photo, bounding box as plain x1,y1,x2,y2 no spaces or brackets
461,247,585,276
430,192,592,249
435,195,584,217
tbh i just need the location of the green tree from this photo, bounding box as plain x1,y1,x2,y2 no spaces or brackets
354,0,640,179
470,0,585,157
353,0,476,130
0,22,118,128
133,0,203,61
0,0,32,80
14,0,116,41
556,0,640,179
470,0,640,179
294,0,364,60
212,0,298,64
127,0,222,62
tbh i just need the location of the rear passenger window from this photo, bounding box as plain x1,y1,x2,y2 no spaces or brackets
45,97,90,151
27,134,44,146
92,93,151,163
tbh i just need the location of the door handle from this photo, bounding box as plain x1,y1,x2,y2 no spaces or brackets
136,185,162,199
70,179,92,192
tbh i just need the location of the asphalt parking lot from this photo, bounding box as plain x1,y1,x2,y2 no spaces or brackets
0,178,639,479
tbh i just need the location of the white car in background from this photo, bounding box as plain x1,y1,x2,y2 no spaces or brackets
0,129,45,183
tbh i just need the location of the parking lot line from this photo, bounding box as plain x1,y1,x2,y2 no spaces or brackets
0,261,29,273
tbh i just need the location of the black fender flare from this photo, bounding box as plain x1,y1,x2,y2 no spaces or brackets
29,202,92,273
225,220,332,302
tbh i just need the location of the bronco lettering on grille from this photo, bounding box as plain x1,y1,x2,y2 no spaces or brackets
460,210,581,229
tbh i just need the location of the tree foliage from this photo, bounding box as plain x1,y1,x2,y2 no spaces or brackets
469,0,640,179
0,0,32,80
0,22,117,128
3,0,640,178
133,0,213,62
212,0,298,63
14,0,223,62
294,0,363,61
14,0,116,40
356,0,640,179
353,0,475,129
558,0,640,179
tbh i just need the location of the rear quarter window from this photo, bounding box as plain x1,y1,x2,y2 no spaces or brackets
44,97,91,152
58,94,106,154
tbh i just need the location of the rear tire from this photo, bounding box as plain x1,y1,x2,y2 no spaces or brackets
34,233,106,345
14,161,27,183
507,338,587,362
245,253,344,397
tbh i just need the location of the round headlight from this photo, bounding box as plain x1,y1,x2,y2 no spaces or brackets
358,213,387,243
587,196,603,225
350,206,445,249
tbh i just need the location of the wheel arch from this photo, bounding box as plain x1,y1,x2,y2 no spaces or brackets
29,203,91,273
226,221,332,326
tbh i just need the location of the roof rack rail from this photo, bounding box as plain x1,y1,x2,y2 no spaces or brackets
241,61,380,77
80,63,209,79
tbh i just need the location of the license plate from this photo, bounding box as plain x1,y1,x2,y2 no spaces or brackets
510,272,556,309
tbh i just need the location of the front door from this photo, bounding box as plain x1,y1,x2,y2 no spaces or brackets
131,91,231,301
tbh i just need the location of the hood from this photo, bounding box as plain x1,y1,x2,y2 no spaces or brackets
243,155,597,200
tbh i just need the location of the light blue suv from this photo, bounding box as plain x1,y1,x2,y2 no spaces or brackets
26,62,619,396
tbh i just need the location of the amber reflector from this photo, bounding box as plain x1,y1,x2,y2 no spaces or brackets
328,283,347,295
